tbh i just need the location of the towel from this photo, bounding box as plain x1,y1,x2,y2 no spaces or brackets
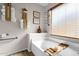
11,7,17,22
20,19,24,29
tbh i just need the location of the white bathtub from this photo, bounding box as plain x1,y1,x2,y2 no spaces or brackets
32,38,59,56
31,33,79,56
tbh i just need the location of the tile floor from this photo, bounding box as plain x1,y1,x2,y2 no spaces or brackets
9,50,34,56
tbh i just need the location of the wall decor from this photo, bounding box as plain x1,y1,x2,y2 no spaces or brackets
33,11,40,24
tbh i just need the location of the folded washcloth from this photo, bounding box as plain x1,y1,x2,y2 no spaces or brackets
0,33,9,38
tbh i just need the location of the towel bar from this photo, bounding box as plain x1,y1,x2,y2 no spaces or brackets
0,37,18,40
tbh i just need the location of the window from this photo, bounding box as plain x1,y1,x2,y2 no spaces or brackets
50,4,79,38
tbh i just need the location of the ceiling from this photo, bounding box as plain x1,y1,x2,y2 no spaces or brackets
0,3,49,8
38,3,48,7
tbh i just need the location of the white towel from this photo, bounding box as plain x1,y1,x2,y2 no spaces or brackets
2,15,5,21
1,8,5,15
20,19,24,29
0,33,7,38
2,5,5,9
11,7,17,22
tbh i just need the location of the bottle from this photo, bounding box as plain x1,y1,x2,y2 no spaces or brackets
37,26,41,33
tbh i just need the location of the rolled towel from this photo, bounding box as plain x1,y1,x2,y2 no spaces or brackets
0,33,9,38
20,19,24,29
1,33,7,38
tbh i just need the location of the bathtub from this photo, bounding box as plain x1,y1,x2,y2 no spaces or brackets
32,38,59,56
31,33,79,56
